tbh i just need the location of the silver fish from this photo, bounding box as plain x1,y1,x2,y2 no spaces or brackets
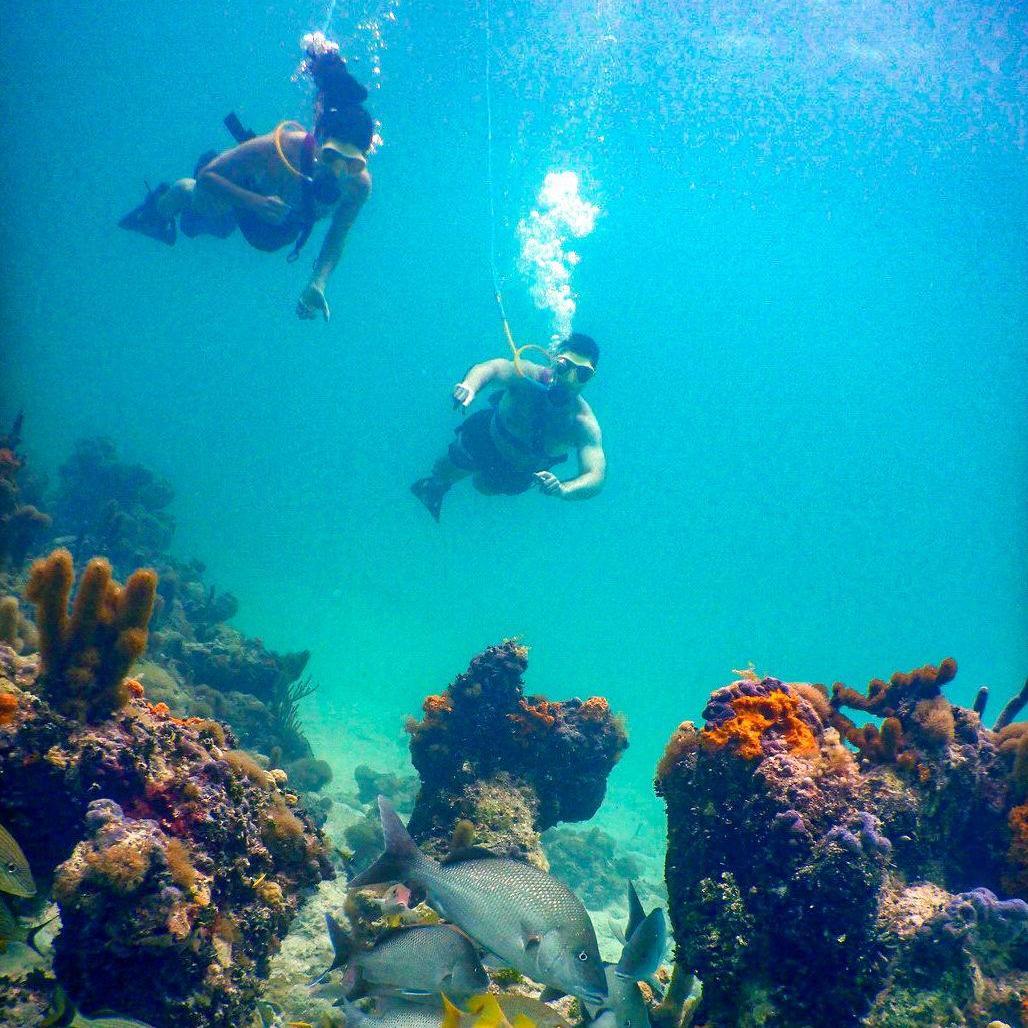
0,822,35,897
594,884,669,1028
349,798,607,1006
339,997,447,1027
329,919,488,1001
615,884,666,983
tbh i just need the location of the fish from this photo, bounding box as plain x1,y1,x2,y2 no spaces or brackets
0,897,56,956
590,885,669,1028
0,821,35,897
321,917,489,1002
43,984,154,1028
70,1017,157,1028
615,884,666,984
442,994,533,1028
338,997,449,1027
349,798,607,1006
478,995,571,1028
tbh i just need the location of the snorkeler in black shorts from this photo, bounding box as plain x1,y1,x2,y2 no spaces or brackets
119,34,372,323
411,334,606,521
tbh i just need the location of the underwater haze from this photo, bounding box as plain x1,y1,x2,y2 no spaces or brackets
3,0,1026,825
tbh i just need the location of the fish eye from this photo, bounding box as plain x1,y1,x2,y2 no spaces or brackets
577,950,588,961
6,862,15,873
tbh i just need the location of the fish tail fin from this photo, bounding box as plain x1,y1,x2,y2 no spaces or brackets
347,797,430,888
24,914,57,957
311,913,352,985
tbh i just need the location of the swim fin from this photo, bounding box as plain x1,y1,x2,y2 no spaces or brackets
411,477,448,522
119,183,176,245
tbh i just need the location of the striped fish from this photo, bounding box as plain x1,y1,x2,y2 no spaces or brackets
0,822,35,897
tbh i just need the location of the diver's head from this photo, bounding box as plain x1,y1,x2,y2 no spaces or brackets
303,41,374,182
317,104,374,177
549,333,599,402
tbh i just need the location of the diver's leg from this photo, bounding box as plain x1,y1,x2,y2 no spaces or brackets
156,178,197,218
411,455,470,522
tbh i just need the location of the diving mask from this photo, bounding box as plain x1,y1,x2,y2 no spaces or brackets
321,140,368,177
553,353,595,384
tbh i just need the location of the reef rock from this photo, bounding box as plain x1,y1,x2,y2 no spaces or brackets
404,639,628,866
0,413,51,570
0,554,332,1027
656,662,1027,1028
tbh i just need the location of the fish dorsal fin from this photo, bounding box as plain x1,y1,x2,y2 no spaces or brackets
441,845,507,864
626,881,646,939
616,907,667,980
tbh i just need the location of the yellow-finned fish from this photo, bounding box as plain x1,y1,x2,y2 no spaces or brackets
0,822,35,897
441,994,547,1028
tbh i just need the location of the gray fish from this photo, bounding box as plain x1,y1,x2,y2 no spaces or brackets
328,918,489,1002
339,997,447,1027
349,798,607,1006
593,885,669,1028
0,822,35,897
615,887,666,983
70,1017,156,1028
0,897,54,956
599,964,651,1028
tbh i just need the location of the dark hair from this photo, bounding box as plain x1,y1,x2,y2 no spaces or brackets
559,332,600,367
317,104,374,152
307,51,373,152
309,51,368,105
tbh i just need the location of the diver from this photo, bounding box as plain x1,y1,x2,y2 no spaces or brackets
119,35,372,322
411,333,606,521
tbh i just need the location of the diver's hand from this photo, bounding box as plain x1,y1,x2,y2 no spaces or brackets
452,383,475,412
535,471,565,497
253,195,291,225
297,282,330,322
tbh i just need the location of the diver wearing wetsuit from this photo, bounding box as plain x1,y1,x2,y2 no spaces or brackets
120,37,371,322
411,334,606,521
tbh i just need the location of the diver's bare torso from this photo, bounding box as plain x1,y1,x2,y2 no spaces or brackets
194,129,368,221
491,377,596,471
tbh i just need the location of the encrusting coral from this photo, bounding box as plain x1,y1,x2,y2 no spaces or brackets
25,548,157,722
404,639,628,865
656,660,1028,1027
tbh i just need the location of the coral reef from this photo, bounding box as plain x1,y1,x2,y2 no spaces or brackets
404,640,628,864
0,413,50,569
25,548,156,722
0,629,332,1026
656,662,1028,1027
52,437,174,573
542,824,645,909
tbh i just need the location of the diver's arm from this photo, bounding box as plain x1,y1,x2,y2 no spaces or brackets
539,414,606,500
298,174,371,321
197,138,282,217
453,359,518,409
308,173,371,292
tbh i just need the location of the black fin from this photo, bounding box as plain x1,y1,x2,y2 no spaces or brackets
119,184,176,245
347,797,427,888
626,881,646,940
410,477,448,522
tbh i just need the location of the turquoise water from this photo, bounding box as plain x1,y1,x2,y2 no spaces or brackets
4,1,1026,823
